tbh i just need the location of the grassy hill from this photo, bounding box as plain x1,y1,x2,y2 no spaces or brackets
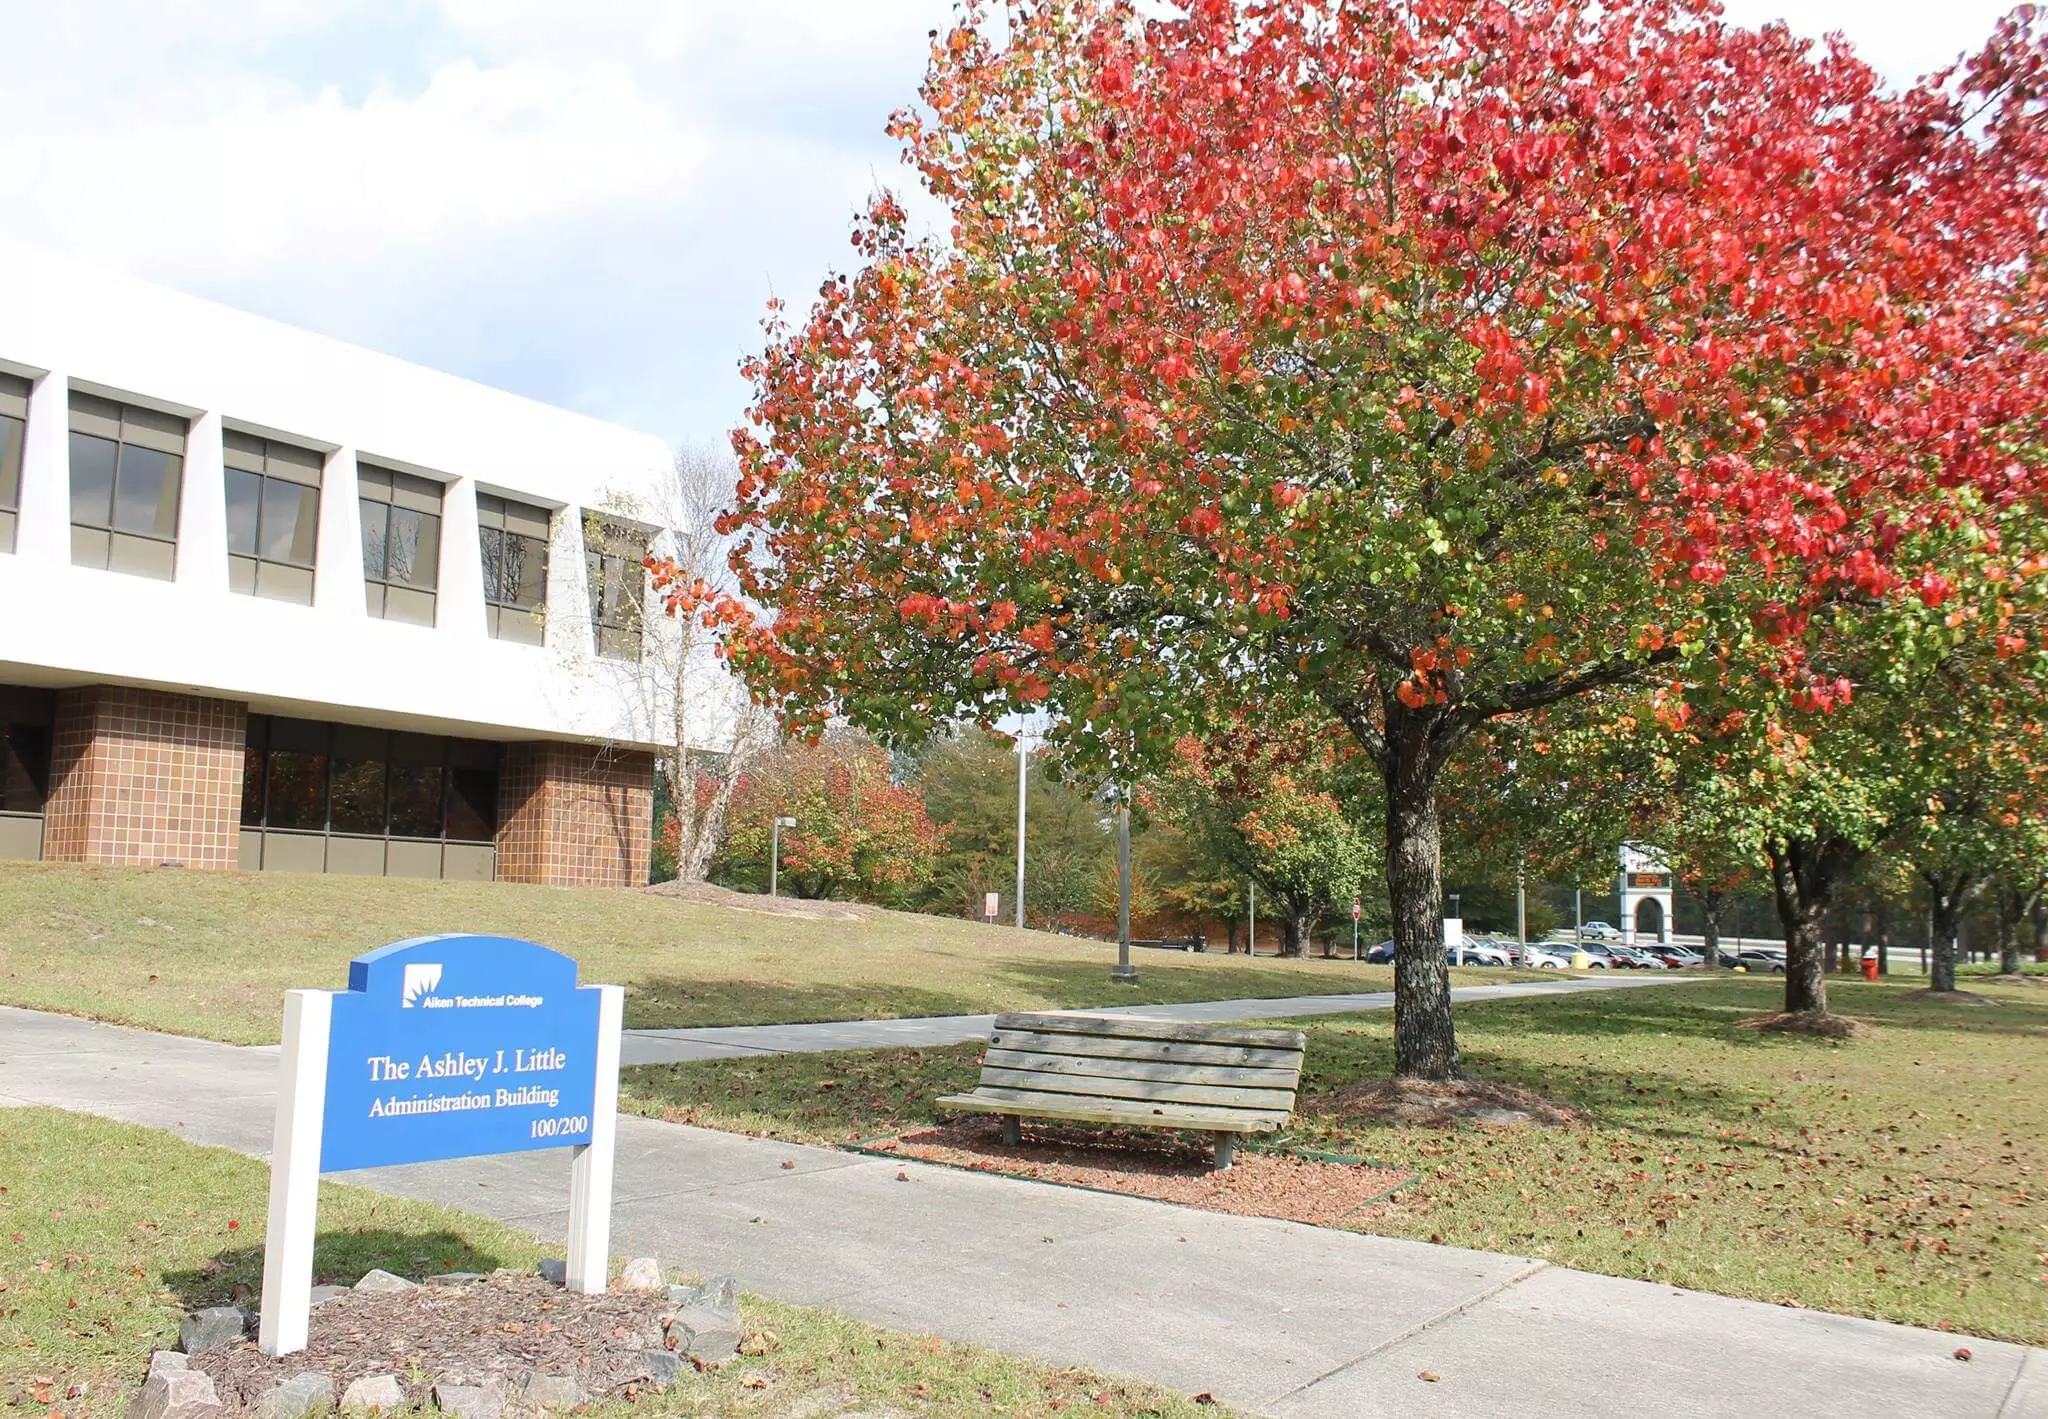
0,862,1512,1044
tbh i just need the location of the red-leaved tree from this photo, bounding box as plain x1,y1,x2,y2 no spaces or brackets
718,0,2048,1077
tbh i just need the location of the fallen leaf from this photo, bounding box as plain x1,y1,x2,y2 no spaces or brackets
1419,1371,1441,1383
1955,1348,1973,1362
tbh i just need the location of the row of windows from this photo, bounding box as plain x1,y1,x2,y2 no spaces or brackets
241,716,502,842
0,378,646,660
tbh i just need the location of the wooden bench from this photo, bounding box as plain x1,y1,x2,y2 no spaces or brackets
936,1012,1306,1170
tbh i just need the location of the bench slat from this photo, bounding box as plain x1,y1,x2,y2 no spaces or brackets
981,1047,1301,1090
975,1067,1297,1110
996,1012,1307,1050
937,1088,1288,1133
987,1028,1304,1071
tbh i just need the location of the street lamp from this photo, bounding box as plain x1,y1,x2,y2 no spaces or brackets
1111,800,1139,984
769,815,796,898
1014,730,1029,930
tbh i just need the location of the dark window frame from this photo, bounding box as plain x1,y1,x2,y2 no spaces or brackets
478,493,551,645
0,374,28,556
358,464,444,625
68,393,188,581
225,430,323,605
584,515,647,662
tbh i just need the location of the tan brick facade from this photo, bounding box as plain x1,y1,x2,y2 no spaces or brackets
43,686,247,869
496,742,653,887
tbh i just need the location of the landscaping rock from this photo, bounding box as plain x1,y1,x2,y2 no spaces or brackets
619,1256,664,1292
339,1375,406,1413
352,1269,416,1294
517,1375,581,1410
534,1258,566,1287
638,1350,684,1388
255,1373,334,1419
431,1384,502,1419
126,1369,223,1419
666,1275,739,1316
663,1306,742,1363
146,1352,188,1382
178,1307,247,1355
309,1285,350,1308
424,1272,485,1287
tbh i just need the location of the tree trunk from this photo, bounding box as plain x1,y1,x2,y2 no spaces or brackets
1995,881,2031,976
1923,870,1971,993
2034,892,2048,964
1699,895,1722,971
1280,910,1308,958
1384,719,1460,1080
1766,836,1862,1015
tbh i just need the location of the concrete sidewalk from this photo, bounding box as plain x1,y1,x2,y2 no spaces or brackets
4,1003,2042,1418
618,973,1688,1065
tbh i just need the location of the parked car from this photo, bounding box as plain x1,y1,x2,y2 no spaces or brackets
1448,940,1514,967
1580,921,1624,940
1732,949,1788,973
1655,946,1704,968
1520,944,1576,969
1606,944,1668,969
1363,939,1397,964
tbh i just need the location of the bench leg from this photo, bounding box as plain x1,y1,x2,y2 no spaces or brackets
1002,1115,1022,1147
1213,1133,1236,1171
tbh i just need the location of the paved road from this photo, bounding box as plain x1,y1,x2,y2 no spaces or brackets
4,1002,2042,1418
618,974,1690,1064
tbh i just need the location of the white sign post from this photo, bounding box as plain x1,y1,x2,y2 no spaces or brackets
257,936,623,1358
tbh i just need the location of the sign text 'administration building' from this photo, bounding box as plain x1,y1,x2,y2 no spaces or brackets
0,243,698,887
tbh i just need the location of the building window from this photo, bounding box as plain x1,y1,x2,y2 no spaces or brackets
240,716,502,879
478,494,550,645
69,393,187,581
359,465,442,625
0,374,27,556
224,430,323,604
584,515,646,661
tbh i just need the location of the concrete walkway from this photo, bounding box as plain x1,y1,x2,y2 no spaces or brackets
618,973,1688,1064
3,1002,2042,1419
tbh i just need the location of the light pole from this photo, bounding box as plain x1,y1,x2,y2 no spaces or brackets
1111,801,1139,984
1014,730,1029,930
1516,859,1527,953
769,815,796,898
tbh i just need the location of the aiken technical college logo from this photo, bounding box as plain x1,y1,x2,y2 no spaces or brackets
401,962,444,1008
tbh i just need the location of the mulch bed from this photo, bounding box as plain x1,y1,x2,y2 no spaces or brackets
869,1117,1410,1227
1318,1076,1581,1129
189,1274,684,1411
1733,1010,1876,1040
1899,989,1999,1006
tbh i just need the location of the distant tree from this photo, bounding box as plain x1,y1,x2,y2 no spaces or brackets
1150,723,1380,957
714,730,940,906
907,726,1107,924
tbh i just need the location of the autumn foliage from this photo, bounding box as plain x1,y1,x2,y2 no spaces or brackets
718,0,2048,1075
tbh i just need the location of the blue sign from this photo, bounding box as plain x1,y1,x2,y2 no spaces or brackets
320,934,604,1173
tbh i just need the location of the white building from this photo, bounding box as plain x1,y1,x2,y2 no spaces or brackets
0,242,695,886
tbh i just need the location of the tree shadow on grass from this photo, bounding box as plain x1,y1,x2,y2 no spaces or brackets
159,1229,520,1314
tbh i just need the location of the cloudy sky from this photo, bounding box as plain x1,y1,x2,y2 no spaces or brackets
1,1,2022,450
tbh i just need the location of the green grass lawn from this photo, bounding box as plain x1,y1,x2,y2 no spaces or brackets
621,976,2048,1346
0,862,1537,1044
0,1107,1227,1418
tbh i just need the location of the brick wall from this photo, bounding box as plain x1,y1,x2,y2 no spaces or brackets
497,742,653,888
43,686,247,869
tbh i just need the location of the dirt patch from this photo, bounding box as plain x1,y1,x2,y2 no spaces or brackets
640,878,876,922
188,1274,700,1410
871,1117,1410,1227
1317,1076,1581,1129
1899,989,1999,1006
1980,974,2048,988
1733,1010,1876,1040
